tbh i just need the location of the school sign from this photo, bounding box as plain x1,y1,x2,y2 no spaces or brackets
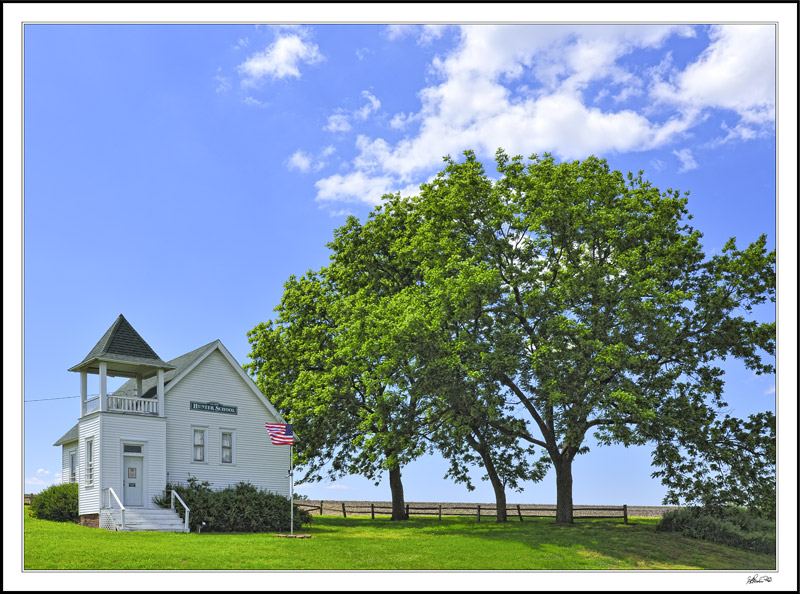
190,401,238,415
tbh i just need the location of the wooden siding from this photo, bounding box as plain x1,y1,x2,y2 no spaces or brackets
99,413,167,509
78,415,101,515
164,349,290,497
60,441,78,485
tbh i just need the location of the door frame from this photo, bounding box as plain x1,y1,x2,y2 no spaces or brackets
120,441,146,507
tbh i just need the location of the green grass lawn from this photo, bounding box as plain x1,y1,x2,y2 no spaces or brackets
23,508,775,570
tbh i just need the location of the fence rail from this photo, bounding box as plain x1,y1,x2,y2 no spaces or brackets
293,500,628,523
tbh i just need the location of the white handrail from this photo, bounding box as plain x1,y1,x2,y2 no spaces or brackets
171,490,190,532
107,395,158,415
104,487,125,530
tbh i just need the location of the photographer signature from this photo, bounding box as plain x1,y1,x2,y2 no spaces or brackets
746,574,772,584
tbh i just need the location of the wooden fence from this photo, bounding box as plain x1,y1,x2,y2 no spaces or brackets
294,501,628,524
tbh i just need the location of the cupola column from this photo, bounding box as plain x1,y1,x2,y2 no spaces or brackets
157,369,165,417
136,374,143,398
80,371,88,417
99,361,108,412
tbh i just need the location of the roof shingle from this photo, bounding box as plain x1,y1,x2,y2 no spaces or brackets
68,314,174,373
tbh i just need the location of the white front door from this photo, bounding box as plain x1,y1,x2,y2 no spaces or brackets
123,456,143,506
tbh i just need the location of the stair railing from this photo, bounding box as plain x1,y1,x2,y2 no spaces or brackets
171,490,190,532
103,487,125,530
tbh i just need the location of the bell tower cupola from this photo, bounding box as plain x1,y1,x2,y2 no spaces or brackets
68,314,175,417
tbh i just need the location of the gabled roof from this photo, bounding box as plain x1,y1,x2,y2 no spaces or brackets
113,340,219,398
68,314,174,376
113,340,285,422
53,424,79,446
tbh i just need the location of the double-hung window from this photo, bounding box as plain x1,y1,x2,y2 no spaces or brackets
85,439,94,486
220,430,235,464
192,427,208,463
69,451,77,483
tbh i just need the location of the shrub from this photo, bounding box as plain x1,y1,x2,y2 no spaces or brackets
657,506,775,554
30,483,79,523
154,476,312,533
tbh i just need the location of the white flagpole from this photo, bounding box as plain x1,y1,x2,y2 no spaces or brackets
289,443,294,535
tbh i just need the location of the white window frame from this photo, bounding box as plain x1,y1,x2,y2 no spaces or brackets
191,426,209,464
69,450,77,484
85,438,95,487
219,428,236,465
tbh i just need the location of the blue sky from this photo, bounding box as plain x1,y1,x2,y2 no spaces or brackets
9,10,793,504
5,4,797,591
18,20,783,508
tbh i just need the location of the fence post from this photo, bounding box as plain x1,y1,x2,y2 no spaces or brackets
341,502,346,518
320,500,324,516
517,504,523,522
438,504,442,521
477,504,481,522
623,504,628,525
405,503,409,518
371,503,375,519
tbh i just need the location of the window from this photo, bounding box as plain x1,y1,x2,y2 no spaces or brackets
192,428,207,463
123,444,143,454
220,430,235,464
69,451,77,483
85,439,94,486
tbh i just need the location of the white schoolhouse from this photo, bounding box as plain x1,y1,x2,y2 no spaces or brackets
53,314,290,531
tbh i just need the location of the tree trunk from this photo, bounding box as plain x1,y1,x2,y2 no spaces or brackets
470,434,507,522
388,466,408,521
554,456,574,525
486,463,508,523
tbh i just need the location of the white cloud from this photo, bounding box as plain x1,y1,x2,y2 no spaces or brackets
650,25,775,125
355,90,381,120
315,171,397,205
243,96,268,108
324,91,381,133
418,25,447,46
37,468,50,475
706,120,762,147
287,146,335,173
287,150,313,173
324,112,351,133
312,24,772,208
313,25,703,206
384,24,414,41
389,112,419,129
214,73,231,93
233,37,249,51
385,24,449,46
26,475,61,489
324,483,351,490
355,47,371,61
237,33,323,85
673,148,698,172
764,385,776,395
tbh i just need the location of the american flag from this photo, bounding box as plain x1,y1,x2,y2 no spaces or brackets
265,422,294,445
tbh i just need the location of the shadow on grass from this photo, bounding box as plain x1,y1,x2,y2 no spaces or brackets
304,516,775,570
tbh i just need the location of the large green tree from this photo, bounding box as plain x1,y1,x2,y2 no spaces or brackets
407,149,775,524
246,202,436,521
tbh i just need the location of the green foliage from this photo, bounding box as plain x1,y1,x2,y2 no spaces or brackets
246,148,775,524
154,476,311,533
657,506,775,554
29,482,79,523
406,149,775,520
651,411,776,517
